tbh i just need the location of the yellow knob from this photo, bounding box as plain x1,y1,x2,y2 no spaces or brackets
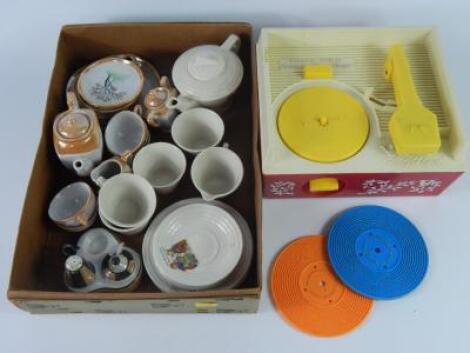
309,178,340,192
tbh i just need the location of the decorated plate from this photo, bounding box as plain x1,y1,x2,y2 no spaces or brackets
77,57,144,112
143,199,249,291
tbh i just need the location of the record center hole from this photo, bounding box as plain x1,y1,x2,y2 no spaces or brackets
375,247,381,253
318,116,328,127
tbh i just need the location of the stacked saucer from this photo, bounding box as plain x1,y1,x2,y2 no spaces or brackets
143,198,253,292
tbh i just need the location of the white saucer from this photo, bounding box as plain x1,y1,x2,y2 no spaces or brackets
143,199,253,292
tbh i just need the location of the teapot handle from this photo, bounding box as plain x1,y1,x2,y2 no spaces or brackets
221,34,241,53
66,92,80,110
146,111,160,128
133,104,143,116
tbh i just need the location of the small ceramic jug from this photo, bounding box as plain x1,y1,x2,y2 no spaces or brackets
144,76,180,131
90,157,131,187
53,92,103,177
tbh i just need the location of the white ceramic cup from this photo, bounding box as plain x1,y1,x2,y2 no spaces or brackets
105,105,149,162
48,182,97,232
190,146,244,201
98,174,157,232
171,108,225,154
133,142,187,194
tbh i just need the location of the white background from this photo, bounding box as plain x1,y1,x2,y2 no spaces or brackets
1,0,470,352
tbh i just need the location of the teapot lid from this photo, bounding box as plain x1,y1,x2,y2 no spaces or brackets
55,112,91,139
172,35,244,102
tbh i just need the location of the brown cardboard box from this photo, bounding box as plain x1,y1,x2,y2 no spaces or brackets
7,23,262,314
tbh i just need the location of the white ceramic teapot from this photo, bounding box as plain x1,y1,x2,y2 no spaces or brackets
170,34,244,111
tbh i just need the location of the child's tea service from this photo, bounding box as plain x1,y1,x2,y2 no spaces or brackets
48,181,97,232
48,34,251,293
133,142,187,194
53,93,103,177
171,107,225,154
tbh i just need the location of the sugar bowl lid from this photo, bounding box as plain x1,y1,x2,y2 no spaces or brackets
55,112,91,139
53,93,95,140
171,34,244,102
77,56,144,111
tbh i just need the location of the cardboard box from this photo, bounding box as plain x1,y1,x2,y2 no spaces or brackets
7,23,262,313
257,27,465,198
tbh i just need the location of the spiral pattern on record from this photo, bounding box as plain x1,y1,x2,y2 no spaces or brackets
327,205,428,300
270,235,373,337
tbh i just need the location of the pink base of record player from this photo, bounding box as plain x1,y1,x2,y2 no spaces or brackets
263,172,463,198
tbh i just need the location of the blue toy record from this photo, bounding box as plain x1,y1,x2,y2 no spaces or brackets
327,205,428,300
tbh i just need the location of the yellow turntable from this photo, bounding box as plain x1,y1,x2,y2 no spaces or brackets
277,65,370,163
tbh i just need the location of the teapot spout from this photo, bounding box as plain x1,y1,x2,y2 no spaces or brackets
73,158,94,177
166,95,199,112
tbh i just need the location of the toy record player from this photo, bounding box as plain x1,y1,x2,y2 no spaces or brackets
257,27,465,198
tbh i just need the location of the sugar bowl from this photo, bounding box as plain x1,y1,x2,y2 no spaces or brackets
53,92,103,176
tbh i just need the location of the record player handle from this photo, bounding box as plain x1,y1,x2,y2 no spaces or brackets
385,44,441,155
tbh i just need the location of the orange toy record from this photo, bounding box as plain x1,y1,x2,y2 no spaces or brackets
270,235,373,337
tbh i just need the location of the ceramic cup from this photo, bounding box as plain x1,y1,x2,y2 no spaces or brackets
171,108,225,154
98,174,157,234
190,146,244,201
48,182,97,232
90,157,131,187
105,105,149,162
133,142,187,194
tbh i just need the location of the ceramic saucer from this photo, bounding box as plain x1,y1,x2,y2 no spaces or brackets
143,198,253,292
67,56,160,114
